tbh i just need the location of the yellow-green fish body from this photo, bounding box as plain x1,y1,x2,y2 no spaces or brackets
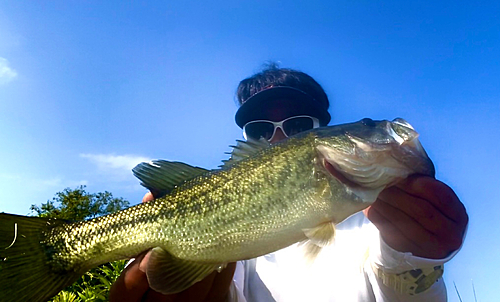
0,118,434,301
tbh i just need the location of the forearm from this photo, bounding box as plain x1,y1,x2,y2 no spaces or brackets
366,269,447,302
366,232,463,301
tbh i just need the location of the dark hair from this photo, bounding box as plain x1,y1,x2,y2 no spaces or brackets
236,64,330,110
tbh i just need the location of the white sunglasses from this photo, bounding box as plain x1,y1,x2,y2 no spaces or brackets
243,115,320,141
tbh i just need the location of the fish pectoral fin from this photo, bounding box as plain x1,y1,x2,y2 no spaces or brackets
133,160,209,197
303,221,336,247
300,222,336,263
299,241,323,263
146,247,222,294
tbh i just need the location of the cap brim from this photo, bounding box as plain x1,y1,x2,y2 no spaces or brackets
235,86,331,128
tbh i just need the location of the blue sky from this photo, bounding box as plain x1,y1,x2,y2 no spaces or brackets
0,1,499,300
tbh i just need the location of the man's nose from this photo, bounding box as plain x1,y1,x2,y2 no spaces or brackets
270,127,287,143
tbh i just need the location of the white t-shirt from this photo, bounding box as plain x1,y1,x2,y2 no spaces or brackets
229,212,459,302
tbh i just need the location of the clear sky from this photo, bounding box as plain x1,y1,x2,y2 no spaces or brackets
0,1,499,300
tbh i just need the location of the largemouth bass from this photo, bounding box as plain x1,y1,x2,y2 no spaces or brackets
0,118,434,301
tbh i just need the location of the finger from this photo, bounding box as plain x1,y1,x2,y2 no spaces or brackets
142,192,155,203
378,186,457,238
395,176,468,224
166,270,218,302
109,255,151,302
142,289,170,302
139,250,153,273
368,201,453,258
205,262,237,301
365,204,426,256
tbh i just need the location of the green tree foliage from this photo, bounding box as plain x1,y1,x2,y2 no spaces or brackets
30,185,129,221
30,186,131,301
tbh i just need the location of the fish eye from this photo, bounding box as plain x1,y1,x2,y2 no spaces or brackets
361,118,376,127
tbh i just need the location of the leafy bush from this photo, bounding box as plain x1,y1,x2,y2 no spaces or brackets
50,260,128,302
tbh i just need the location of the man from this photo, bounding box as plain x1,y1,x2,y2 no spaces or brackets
110,66,468,301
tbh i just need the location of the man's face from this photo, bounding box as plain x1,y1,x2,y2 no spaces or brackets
248,98,314,143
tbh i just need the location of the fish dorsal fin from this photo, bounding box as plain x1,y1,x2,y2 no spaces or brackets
132,160,209,197
146,247,223,294
221,138,270,168
300,222,336,263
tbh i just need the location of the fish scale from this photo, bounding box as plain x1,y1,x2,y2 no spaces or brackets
0,118,434,301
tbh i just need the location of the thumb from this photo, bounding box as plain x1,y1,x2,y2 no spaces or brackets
138,250,153,273
363,206,371,217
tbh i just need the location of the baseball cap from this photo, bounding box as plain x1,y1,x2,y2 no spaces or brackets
235,86,331,128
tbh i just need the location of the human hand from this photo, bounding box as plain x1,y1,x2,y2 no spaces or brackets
109,192,237,301
363,175,468,259
109,250,236,302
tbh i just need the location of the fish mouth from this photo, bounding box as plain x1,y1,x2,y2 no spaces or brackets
392,118,415,131
389,118,424,151
389,118,435,177
315,117,435,196
317,147,389,203
322,158,362,189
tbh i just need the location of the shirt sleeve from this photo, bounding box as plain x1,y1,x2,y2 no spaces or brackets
227,261,247,302
366,228,465,301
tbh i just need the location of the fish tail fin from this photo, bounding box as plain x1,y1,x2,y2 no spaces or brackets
0,213,82,302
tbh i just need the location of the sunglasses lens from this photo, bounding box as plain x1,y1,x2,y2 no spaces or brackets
244,122,275,140
283,116,315,136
